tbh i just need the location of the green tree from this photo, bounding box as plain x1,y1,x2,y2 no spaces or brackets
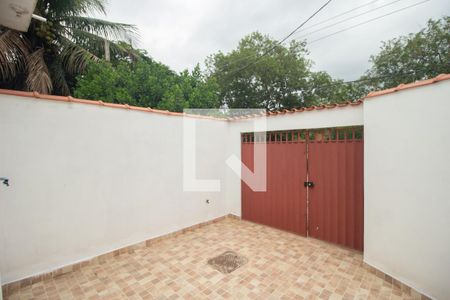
178,65,220,109
74,58,178,106
305,71,366,104
188,77,220,109
75,60,219,111
158,84,189,112
153,64,221,112
0,0,137,95
364,17,450,90
73,61,134,103
206,32,313,110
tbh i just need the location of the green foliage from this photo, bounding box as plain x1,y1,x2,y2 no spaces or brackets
75,61,219,112
158,84,189,112
304,71,366,104
176,65,220,109
0,0,137,95
364,17,450,89
75,59,176,106
207,32,313,110
73,61,132,103
76,16,449,112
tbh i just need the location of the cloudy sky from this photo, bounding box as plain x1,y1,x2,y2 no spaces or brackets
101,0,449,80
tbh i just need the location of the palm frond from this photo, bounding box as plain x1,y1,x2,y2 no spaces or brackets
109,41,142,61
48,59,70,95
67,28,142,60
2,1,138,94
59,36,99,74
25,48,53,94
59,16,139,42
0,29,30,80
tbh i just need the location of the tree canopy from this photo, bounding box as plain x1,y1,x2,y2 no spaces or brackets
363,17,450,90
2,5,448,113
206,32,312,110
75,60,220,112
302,71,366,105
74,16,449,111
0,0,137,95
75,58,176,107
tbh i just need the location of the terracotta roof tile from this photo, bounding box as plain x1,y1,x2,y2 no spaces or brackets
0,73,448,121
0,89,226,121
364,73,450,99
257,73,449,119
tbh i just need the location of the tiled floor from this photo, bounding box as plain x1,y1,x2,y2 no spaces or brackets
5,218,418,299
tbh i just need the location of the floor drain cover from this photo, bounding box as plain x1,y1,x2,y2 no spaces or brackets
207,251,248,274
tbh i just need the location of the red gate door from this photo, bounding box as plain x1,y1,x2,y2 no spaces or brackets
308,129,364,251
241,132,307,236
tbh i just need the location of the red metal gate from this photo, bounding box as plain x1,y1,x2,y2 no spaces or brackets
241,132,307,236
308,128,364,251
241,128,364,251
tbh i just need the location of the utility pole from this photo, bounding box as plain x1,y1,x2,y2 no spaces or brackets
104,39,110,62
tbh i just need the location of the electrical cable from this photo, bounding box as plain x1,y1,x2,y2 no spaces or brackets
218,0,333,75
295,0,406,39
296,0,380,33
308,0,431,44
219,0,382,73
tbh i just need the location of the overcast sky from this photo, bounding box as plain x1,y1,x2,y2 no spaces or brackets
101,0,449,80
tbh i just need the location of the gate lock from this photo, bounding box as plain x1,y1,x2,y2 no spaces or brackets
304,181,314,188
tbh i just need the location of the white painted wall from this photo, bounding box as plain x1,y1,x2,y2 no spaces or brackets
0,95,364,284
0,95,228,284
2,80,449,300
363,81,450,300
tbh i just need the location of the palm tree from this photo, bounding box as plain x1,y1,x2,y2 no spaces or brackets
0,0,138,95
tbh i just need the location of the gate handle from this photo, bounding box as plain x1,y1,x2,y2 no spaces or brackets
304,181,314,188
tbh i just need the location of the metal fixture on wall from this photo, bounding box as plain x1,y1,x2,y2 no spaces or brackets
0,0,45,32
0,177,9,186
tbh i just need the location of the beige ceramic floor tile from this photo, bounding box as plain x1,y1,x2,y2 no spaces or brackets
5,218,415,299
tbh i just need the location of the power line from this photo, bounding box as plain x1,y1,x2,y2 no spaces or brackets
276,0,333,45
215,0,394,70
304,48,450,93
217,0,381,72
271,68,446,111
216,0,430,80
224,0,332,77
217,0,374,72
296,0,379,33
295,0,406,40
277,70,427,111
309,70,425,93
308,0,431,44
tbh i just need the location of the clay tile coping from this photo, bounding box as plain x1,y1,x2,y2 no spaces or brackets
364,73,450,99
255,73,449,120
0,89,227,121
0,74,448,121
